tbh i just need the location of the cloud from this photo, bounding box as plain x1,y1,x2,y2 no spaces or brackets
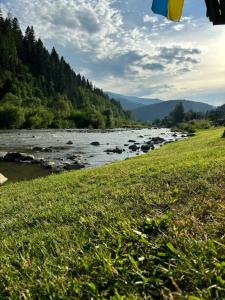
131,84,174,97
157,46,201,65
178,67,191,74
85,50,146,78
48,6,101,34
1,0,224,105
142,63,165,71
173,24,185,31
143,15,158,23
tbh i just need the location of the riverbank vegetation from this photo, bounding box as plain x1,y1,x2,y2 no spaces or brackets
153,102,225,133
0,127,225,299
0,12,132,129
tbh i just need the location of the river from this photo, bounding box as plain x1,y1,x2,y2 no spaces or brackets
0,128,185,182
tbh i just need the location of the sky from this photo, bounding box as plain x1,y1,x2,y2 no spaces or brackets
0,0,225,106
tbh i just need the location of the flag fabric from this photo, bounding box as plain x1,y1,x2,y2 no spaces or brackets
151,0,184,22
168,0,184,21
152,0,168,18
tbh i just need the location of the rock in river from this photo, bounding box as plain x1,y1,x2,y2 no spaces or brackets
105,146,124,154
0,152,7,161
41,161,56,169
0,173,8,185
32,146,45,152
151,137,165,144
4,152,35,162
64,164,85,171
67,140,73,145
91,141,100,146
32,146,54,152
129,144,139,151
141,144,151,152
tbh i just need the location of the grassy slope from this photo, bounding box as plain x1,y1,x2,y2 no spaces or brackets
0,128,225,299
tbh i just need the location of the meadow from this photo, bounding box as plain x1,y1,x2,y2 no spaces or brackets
0,128,225,299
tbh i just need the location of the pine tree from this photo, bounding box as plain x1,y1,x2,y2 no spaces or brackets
170,102,185,125
0,13,128,129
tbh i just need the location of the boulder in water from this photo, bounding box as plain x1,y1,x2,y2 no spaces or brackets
42,161,55,169
64,164,85,171
0,152,7,161
129,144,139,151
151,137,165,144
141,144,151,152
4,152,35,162
105,146,124,154
91,141,100,146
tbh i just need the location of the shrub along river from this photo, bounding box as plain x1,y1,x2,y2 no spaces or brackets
0,128,186,182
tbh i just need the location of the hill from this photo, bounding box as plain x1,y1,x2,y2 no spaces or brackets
0,13,130,129
217,103,225,113
107,91,162,110
0,128,225,298
132,99,214,122
208,103,225,125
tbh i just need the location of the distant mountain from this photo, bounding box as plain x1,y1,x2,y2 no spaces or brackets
132,100,215,122
106,92,162,111
217,103,225,113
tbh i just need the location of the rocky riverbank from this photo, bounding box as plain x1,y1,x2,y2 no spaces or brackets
0,128,188,183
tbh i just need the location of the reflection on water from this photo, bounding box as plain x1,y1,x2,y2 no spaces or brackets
0,128,183,182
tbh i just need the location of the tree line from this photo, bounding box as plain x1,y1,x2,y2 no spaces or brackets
152,102,225,133
0,12,132,129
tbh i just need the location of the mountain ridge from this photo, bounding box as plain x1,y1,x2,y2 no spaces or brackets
106,92,162,110
132,99,215,122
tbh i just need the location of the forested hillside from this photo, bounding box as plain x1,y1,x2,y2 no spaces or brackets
0,12,131,129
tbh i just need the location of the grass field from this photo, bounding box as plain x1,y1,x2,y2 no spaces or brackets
0,128,225,299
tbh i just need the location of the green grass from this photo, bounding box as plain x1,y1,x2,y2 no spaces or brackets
0,128,225,299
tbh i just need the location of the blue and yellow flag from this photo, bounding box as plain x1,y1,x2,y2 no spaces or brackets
152,0,184,22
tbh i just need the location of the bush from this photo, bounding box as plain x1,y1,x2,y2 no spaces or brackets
50,119,75,129
22,97,42,108
179,119,211,133
1,92,22,106
0,104,25,128
71,111,90,128
25,107,54,128
71,110,105,129
50,95,73,119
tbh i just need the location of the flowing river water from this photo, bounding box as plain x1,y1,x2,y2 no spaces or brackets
0,128,185,182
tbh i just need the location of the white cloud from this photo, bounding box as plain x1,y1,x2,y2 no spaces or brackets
1,0,225,105
173,24,185,31
143,15,158,23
